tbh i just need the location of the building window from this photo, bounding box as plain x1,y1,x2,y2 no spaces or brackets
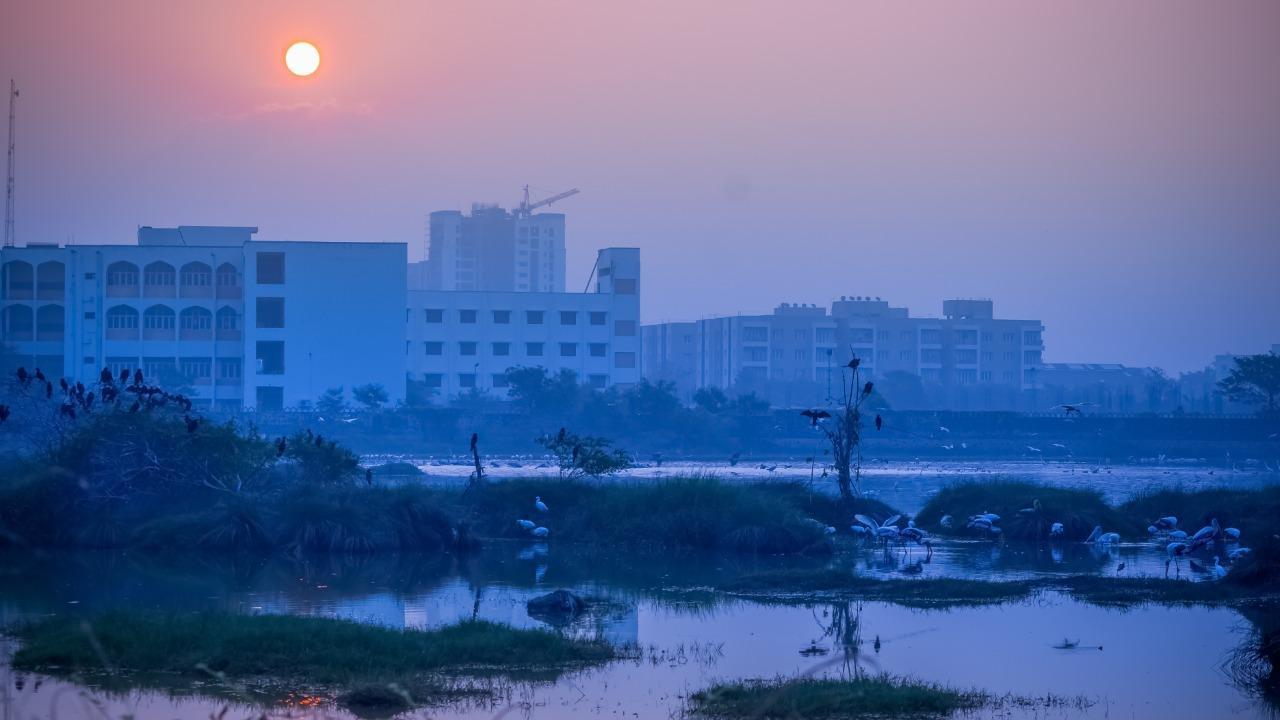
589,343,607,357
1023,350,1042,365
142,357,176,381
899,350,913,361
744,347,767,362
256,297,285,328
956,330,978,345
743,326,768,342
257,252,285,284
920,329,941,344
615,351,636,369
180,357,212,381
921,349,942,363
980,370,993,382
1002,370,1016,383
793,329,808,342
493,342,511,356
560,342,577,357
492,373,510,389
877,330,890,341
527,310,544,325
458,373,476,388
459,342,477,356
106,306,139,330
493,310,511,324
560,311,577,325
589,311,606,326
459,309,477,324
981,351,993,362
849,328,873,344
816,327,835,344
422,373,443,388
256,386,284,411
1024,330,1042,345
794,349,808,361
527,342,544,357
613,278,637,295
981,332,993,342
772,348,784,360
615,320,636,336
1003,351,1015,361
217,357,242,380
957,369,977,385
1002,332,1016,342
588,374,608,389
425,309,443,323
257,341,285,374
424,342,443,355
955,349,978,364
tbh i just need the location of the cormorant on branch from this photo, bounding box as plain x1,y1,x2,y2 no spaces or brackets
875,414,883,431
863,381,874,396
846,357,860,370
100,368,114,385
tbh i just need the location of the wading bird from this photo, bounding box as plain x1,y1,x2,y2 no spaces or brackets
1050,522,1065,538
516,519,536,531
1211,556,1227,580
531,526,550,539
535,496,549,513
1166,542,1189,576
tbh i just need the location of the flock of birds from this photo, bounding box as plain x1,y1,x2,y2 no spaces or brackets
515,496,552,539
1,366,199,430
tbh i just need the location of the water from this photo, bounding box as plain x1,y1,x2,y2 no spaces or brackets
1,542,1274,720
3,459,1277,719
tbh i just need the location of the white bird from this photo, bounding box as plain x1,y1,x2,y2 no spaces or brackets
531,526,550,538
1153,516,1178,531
939,514,954,529
855,514,902,544
516,519,536,531
1026,446,1042,453
1168,530,1188,541
1223,527,1241,542
942,443,954,451
535,496,549,513
850,525,871,538
1166,541,1189,576
1211,556,1227,580
1051,443,1067,449
1228,547,1252,562
1097,532,1120,544
824,526,837,535
938,426,951,434
1050,522,1065,537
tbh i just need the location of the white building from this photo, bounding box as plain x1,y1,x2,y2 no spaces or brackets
0,226,407,410
407,247,640,402
416,205,567,292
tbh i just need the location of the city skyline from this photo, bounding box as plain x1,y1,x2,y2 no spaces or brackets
2,1,1277,373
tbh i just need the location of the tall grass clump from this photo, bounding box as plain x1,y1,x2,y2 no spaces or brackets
12,612,615,708
467,476,880,555
917,480,1142,541
690,675,987,718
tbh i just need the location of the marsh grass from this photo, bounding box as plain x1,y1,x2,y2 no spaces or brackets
917,480,1145,541
690,675,987,718
11,612,615,711
466,477,875,555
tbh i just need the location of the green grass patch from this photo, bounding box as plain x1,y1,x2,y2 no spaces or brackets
690,675,987,718
916,480,1144,542
11,611,615,708
466,477,887,555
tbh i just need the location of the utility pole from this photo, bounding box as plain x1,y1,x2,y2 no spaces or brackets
4,79,17,248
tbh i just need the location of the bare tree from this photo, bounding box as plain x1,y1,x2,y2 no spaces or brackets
811,354,872,499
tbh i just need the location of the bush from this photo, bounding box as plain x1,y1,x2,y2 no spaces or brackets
536,428,632,478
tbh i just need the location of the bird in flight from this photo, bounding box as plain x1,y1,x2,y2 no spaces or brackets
800,409,831,427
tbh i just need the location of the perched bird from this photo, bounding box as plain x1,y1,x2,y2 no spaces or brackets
34,368,45,383
0,404,10,423
133,369,144,386
276,437,287,457
470,432,479,452
800,409,831,427
846,357,861,370
183,415,200,434
16,367,29,386
862,381,873,396
531,526,550,539
1116,562,1126,574
59,403,76,421
535,496,549,513
45,381,52,399
516,519,537,531
100,367,114,385
875,414,883,431
59,378,69,393
120,368,130,383
365,468,373,487
729,452,741,467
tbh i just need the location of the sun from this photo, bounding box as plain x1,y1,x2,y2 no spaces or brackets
285,41,320,77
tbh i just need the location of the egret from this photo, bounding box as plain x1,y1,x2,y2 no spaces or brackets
516,519,536,531
1211,556,1227,580
824,526,837,535
1050,522,1065,537
1223,527,1241,542
532,526,550,538
1228,547,1252,562
939,514,954,529
535,496,549,513
1097,532,1120,544
1168,530,1188,541
1153,516,1178,531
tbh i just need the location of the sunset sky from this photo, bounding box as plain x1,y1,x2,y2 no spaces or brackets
1,1,1277,372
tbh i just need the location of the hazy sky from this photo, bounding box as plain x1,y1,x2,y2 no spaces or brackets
2,1,1277,372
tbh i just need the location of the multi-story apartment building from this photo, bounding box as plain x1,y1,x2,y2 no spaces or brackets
406,248,640,402
414,204,566,292
643,297,1045,409
0,226,407,410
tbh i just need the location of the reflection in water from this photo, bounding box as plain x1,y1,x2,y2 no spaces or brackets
1,543,1277,719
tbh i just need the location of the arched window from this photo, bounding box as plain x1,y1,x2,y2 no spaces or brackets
105,305,140,340
215,263,241,298
2,304,33,340
215,306,241,340
35,304,65,341
36,261,66,300
106,262,140,297
3,261,34,300
143,262,176,297
142,305,176,340
179,306,213,340
179,262,213,297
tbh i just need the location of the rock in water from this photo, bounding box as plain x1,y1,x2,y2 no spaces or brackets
526,590,586,622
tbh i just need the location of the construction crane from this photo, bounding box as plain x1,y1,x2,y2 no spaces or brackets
4,79,16,247
516,185,578,218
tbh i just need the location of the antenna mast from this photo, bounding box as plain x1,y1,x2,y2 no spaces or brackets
4,79,16,247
